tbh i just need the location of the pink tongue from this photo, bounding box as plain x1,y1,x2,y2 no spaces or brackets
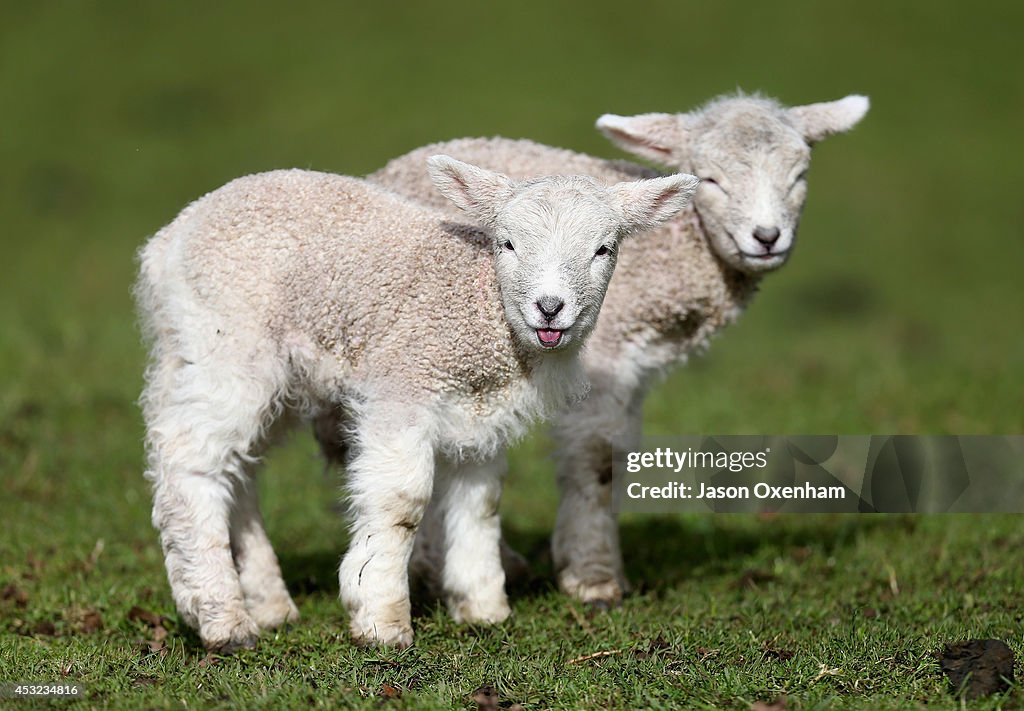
537,329,562,345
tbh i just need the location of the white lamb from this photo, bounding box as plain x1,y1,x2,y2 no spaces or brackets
136,156,698,650
359,93,869,606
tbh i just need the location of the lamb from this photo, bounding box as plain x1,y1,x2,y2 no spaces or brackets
359,93,869,606
135,156,699,650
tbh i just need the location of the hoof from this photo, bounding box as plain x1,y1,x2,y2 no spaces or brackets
350,624,414,649
201,613,260,654
247,596,300,630
559,571,625,609
209,634,258,655
449,595,512,625
348,608,414,649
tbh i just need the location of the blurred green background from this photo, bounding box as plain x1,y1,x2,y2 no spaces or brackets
1,2,1022,706
2,2,1021,438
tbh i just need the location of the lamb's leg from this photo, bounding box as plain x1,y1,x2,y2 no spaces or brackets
145,359,273,652
409,484,445,598
230,475,300,629
551,392,641,607
313,406,351,468
435,455,511,624
338,410,433,648
411,448,529,596
499,534,531,585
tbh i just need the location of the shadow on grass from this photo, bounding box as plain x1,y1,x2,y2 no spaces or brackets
277,514,917,611
619,513,915,590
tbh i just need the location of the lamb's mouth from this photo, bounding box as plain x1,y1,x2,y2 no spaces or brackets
536,328,564,348
732,237,789,269
720,226,789,268
739,249,788,261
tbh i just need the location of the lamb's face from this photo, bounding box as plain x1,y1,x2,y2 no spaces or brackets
427,157,699,353
686,107,811,273
597,94,869,276
489,181,623,351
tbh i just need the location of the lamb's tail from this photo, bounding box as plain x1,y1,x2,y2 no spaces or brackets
134,227,173,345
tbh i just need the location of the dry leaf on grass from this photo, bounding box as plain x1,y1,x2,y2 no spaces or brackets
1,583,29,607
127,605,170,646
470,684,499,711
31,620,57,636
762,640,795,662
139,639,168,658
127,606,166,627
74,608,104,634
379,684,401,699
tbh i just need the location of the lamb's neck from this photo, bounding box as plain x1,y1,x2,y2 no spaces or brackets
655,207,762,348
587,206,762,385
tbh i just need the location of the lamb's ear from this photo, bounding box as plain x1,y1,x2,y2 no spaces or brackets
596,112,687,166
789,95,870,144
427,155,514,225
611,173,700,235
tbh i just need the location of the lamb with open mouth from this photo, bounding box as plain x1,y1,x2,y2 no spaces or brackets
536,328,563,347
363,91,870,607
137,154,698,651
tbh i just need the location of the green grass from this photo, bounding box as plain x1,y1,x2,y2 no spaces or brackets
2,1,1023,708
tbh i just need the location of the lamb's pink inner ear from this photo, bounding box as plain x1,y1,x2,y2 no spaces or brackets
614,174,699,233
428,156,514,224
449,173,470,195
597,113,684,164
606,127,672,157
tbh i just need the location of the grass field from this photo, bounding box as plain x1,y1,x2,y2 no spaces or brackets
2,2,1023,708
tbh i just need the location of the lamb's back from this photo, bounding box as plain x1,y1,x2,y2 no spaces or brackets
369,138,659,214
145,170,519,396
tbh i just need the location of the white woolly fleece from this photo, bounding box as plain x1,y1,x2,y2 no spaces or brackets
136,162,698,650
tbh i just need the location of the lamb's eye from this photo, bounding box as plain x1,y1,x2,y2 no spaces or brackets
595,245,611,257
789,171,808,192
501,240,515,252
700,177,725,193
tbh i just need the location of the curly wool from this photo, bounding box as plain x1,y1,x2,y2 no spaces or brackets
370,139,758,393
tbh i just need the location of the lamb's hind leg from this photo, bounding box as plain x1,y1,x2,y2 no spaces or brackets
145,360,276,652
230,475,299,630
338,407,434,648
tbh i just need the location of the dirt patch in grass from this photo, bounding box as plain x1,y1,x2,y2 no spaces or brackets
939,639,1014,699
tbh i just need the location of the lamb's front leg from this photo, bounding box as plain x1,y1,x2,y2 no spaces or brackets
552,391,641,607
338,414,434,648
411,458,529,595
434,455,511,624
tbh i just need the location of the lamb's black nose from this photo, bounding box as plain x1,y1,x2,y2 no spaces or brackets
536,296,564,320
753,226,781,246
